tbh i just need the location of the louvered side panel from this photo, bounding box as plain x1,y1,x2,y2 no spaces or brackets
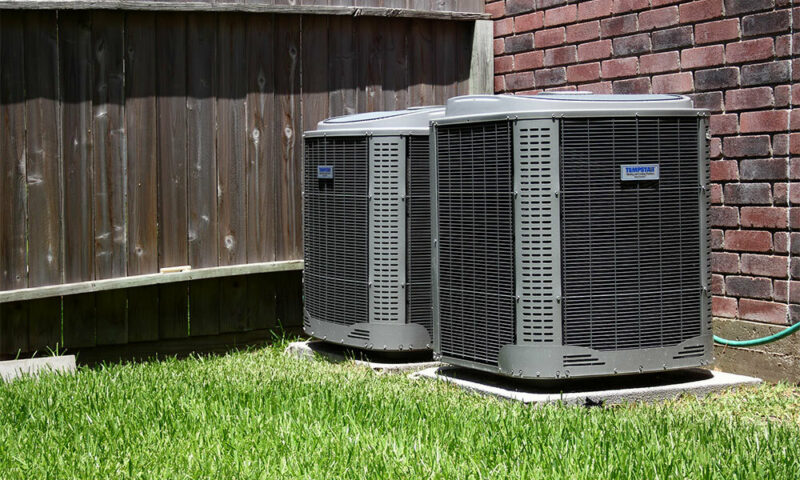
514,120,560,344
303,137,369,327
369,137,406,323
559,117,703,351
406,136,433,333
435,121,515,366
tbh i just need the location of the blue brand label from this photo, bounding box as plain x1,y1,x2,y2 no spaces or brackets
317,165,334,179
620,164,659,181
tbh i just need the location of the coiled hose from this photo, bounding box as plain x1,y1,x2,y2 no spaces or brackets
713,322,800,347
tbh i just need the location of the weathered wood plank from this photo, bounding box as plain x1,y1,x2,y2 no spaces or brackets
433,20,457,103
217,13,248,266
302,14,329,129
60,11,95,284
274,15,302,260
27,298,62,353
245,13,276,263
187,12,218,269
276,270,303,329
357,16,384,113
246,273,277,330
24,11,62,289
408,18,436,106
469,19,493,95
382,17,408,110
158,283,189,339
0,260,304,304
189,278,220,336
127,285,159,342
327,15,357,117
63,293,96,348
156,12,189,269
125,12,159,276
92,11,127,280
0,12,28,292
219,276,248,333
0,302,29,356
95,289,127,345
455,18,473,95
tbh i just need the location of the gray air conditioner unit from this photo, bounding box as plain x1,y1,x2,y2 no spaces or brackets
430,93,712,379
303,107,444,351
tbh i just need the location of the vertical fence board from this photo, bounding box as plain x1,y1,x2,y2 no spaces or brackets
63,293,96,348
93,11,127,281
25,12,62,289
327,16,356,117
126,13,158,276
456,20,473,95
408,19,436,106
189,278,220,336
357,17,384,113
27,298,61,352
61,12,95,285
95,289,127,345
0,302,29,356
383,18,408,111
220,275,248,333
302,15,329,130
276,270,303,329
159,283,189,339
127,286,159,342
435,21,458,103
246,13,276,263
274,15,302,260
247,273,277,330
0,12,28,292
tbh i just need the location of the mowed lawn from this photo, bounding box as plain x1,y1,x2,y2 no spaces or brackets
0,343,799,479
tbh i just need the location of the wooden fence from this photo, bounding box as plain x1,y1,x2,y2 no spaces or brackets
0,9,485,357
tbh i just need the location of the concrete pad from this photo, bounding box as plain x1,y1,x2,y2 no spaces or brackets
412,366,762,406
0,355,76,383
285,340,440,373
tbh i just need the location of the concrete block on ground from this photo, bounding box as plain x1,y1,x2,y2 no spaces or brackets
412,366,761,406
285,340,440,373
0,355,76,382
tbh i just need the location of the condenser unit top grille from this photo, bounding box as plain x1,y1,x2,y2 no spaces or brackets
307,106,444,136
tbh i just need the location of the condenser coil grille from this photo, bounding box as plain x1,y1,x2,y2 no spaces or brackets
560,117,703,350
407,137,433,332
436,121,516,366
303,137,369,326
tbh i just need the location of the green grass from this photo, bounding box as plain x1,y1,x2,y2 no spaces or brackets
1,343,799,479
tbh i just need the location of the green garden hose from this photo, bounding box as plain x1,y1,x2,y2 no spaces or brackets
713,322,800,347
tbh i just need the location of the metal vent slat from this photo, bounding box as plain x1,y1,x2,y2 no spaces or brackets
560,117,702,351
303,137,369,326
407,137,433,332
436,121,515,366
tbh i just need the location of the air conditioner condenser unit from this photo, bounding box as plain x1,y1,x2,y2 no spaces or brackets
303,107,444,351
430,93,713,379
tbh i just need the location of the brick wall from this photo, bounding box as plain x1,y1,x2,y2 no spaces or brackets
490,0,799,379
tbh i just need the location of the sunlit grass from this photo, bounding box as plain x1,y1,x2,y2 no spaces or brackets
0,341,798,479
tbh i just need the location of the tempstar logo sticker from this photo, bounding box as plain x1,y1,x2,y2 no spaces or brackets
620,164,660,181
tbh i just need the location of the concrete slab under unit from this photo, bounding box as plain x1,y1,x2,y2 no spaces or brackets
285,340,440,373
0,355,76,383
412,366,762,406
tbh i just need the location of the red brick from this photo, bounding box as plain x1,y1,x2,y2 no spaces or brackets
505,72,535,91
578,0,613,21
566,21,600,43
494,38,505,56
742,61,791,86
680,45,724,70
534,28,565,49
710,206,739,227
601,57,638,79
506,0,534,15
494,75,505,93
791,110,800,130
792,159,800,180
514,12,544,33
694,19,740,45
712,252,739,273
726,275,772,299
723,136,771,158
514,51,544,71
613,33,652,56
774,231,789,253
712,296,737,318
741,254,789,278
791,208,800,229
773,281,800,303
725,0,774,16
613,0,648,13
739,299,788,325
652,72,693,93
710,137,722,158
600,14,638,38
711,229,724,249
740,110,789,133
792,84,800,105
639,6,679,31
742,11,791,37
710,159,738,180
726,38,775,64
505,34,534,54
725,87,774,111
494,18,514,38
580,81,613,94
543,46,577,67
791,134,800,155
709,114,738,136
793,257,800,279
711,183,723,204
774,134,790,156
724,183,772,205
612,77,650,94
567,63,601,83
544,4,577,27
711,274,725,295
774,182,789,205
775,85,790,108
724,230,773,252
740,159,788,181
534,67,567,87
652,0,682,5
577,40,612,61
694,67,739,91
740,207,789,229
653,26,693,51
776,34,792,57
679,0,723,23
640,51,679,74
494,56,514,74
691,92,723,112
485,1,505,19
